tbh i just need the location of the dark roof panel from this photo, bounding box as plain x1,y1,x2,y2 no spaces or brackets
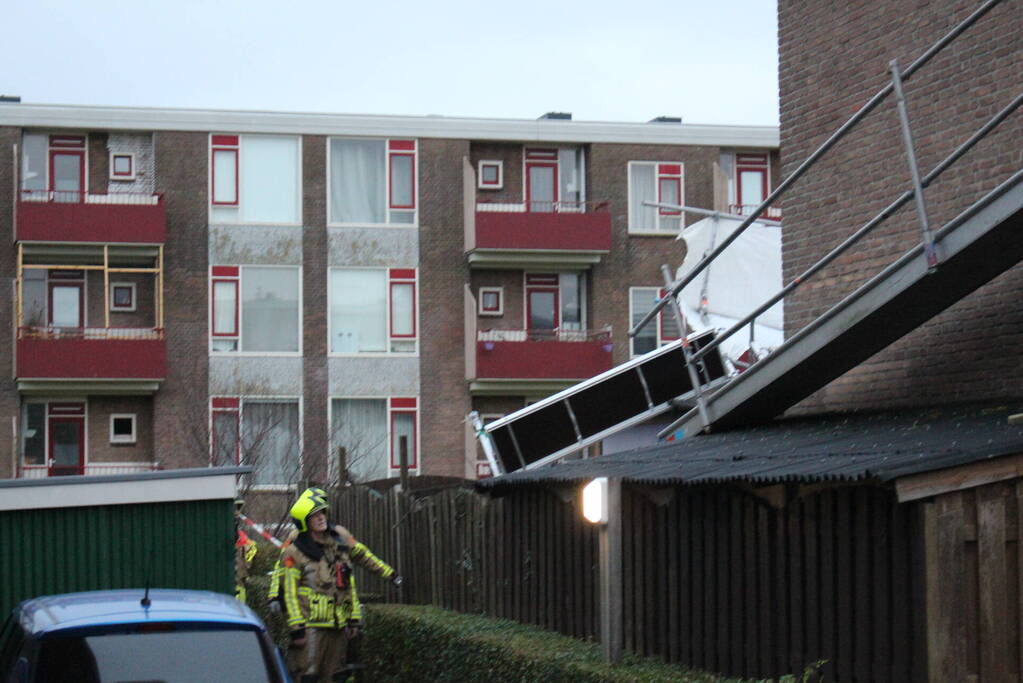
476,404,1023,492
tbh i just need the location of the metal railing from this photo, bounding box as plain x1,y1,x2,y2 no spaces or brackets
18,326,165,340
728,203,782,220
18,462,161,479
629,0,1020,434
476,199,609,214
19,189,162,205
479,328,612,344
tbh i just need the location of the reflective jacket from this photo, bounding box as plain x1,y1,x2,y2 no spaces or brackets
234,530,258,603
280,525,395,630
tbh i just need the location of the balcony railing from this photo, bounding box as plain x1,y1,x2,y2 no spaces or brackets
17,190,166,243
729,203,783,220
473,200,612,252
17,327,166,380
476,328,614,380
18,462,161,479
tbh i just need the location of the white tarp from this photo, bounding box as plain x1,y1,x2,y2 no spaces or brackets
675,215,784,368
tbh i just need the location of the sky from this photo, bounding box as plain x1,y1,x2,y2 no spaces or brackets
3,0,779,127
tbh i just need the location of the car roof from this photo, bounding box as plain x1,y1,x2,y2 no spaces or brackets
13,589,265,636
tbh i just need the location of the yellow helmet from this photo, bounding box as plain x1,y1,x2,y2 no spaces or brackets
290,487,328,533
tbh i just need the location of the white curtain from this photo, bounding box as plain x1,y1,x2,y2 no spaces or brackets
241,136,299,223
330,269,386,352
332,399,388,482
21,133,47,192
212,281,236,335
629,164,656,231
390,283,414,337
631,288,659,355
242,267,299,352
330,139,385,223
212,412,239,466
243,401,300,485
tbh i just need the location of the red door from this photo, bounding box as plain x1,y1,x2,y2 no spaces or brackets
48,404,85,476
49,149,85,202
48,281,84,329
526,161,558,212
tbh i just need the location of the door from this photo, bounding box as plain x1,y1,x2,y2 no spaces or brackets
527,287,559,340
48,415,84,476
526,161,557,212
49,149,85,202
49,282,83,329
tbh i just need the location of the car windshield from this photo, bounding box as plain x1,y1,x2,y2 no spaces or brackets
35,627,275,683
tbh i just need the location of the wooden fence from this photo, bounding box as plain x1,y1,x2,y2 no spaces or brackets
335,482,928,681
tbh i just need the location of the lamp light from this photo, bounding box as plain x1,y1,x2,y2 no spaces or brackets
582,477,609,524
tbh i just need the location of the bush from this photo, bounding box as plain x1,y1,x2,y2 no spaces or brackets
359,604,744,683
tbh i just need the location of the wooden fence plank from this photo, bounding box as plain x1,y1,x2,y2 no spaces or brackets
854,490,871,682
819,490,836,681
872,490,891,683
789,500,804,676
803,493,820,675
978,488,1010,682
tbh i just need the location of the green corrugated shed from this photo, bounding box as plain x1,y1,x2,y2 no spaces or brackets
0,467,250,618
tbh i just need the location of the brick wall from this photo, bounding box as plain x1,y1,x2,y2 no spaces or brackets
419,138,472,477
778,0,1023,413
303,135,329,480
0,127,18,477
153,131,210,467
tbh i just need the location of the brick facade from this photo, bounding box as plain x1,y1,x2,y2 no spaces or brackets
777,0,1023,413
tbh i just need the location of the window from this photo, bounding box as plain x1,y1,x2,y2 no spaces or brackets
209,266,301,353
733,152,769,214
21,134,86,201
629,287,682,356
211,397,300,486
524,147,585,211
209,134,300,224
21,403,45,466
110,152,135,180
331,397,418,482
329,138,417,225
479,287,503,316
110,414,137,444
329,268,417,354
628,162,685,233
110,283,136,312
478,160,503,190
525,273,585,334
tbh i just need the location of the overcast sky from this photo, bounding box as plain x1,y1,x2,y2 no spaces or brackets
4,0,779,126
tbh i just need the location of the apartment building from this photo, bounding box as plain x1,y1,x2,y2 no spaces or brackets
0,104,778,485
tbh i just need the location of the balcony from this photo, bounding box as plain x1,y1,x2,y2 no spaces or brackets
470,328,613,395
728,203,783,221
468,201,612,269
17,190,166,243
16,327,166,395
17,462,160,479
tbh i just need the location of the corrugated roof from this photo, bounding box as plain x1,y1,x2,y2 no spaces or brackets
476,404,1023,493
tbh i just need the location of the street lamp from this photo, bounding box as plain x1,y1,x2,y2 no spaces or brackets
582,477,608,524
581,477,622,663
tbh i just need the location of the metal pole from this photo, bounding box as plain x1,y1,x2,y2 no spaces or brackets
890,59,938,271
599,478,623,664
660,265,709,433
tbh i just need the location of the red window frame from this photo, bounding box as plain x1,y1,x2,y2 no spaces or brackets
48,148,85,195
211,135,240,206
388,268,417,339
211,397,241,465
111,153,134,178
735,153,769,209
526,274,560,331
525,149,559,212
47,280,84,328
211,266,240,341
657,164,683,216
388,140,416,211
389,397,418,470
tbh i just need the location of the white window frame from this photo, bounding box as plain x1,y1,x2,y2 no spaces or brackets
478,287,504,316
109,414,137,444
209,395,303,490
109,282,137,312
477,160,503,190
109,152,136,181
326,138,419,228
208,134,302,226
627,161,685,234
208,265,303,357
628,286,680,357
327,267,419,357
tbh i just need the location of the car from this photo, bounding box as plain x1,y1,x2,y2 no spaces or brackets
0,588,291,682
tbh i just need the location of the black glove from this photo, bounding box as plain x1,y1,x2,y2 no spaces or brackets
391,574,404,587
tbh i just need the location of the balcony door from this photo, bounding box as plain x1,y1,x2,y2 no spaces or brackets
48,280,84,329
526,274,559,340
525,149,558,213
48,403,85,476
48,136,86,202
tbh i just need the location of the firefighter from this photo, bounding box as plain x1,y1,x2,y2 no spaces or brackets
234,499,258,603
281,490,402,683
267,487,326,612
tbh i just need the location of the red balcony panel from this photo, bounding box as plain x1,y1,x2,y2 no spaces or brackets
475,205,612,251
17,337,166,380
476,339,612,380
17,193,166,243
